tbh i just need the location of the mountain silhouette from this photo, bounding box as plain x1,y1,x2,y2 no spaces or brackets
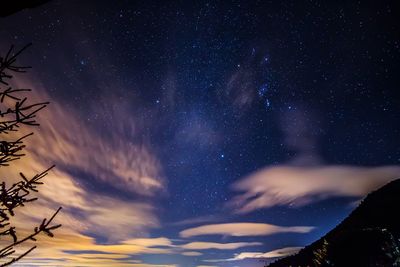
267,178,400,267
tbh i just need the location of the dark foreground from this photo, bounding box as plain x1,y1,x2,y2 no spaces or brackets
268,178,400,267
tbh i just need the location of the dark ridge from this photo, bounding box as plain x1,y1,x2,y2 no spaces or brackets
268,178,400,267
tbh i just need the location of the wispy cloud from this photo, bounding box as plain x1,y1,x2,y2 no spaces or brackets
228,165,400,214
9,78,165,196
180,223,314,238
235,246,301,259
2,230,178,266
182,251,203,256
0,77,168,265
180,242,262,250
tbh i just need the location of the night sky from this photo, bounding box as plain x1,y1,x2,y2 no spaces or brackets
1,1,400,266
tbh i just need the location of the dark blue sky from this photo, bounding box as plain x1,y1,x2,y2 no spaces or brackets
1,1,399,266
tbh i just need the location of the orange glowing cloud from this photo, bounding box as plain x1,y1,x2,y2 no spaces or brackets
0,77,169,265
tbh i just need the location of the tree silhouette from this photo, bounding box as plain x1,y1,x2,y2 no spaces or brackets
0,44,61,266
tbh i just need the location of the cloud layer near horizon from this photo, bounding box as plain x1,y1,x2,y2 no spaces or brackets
205,246,302,262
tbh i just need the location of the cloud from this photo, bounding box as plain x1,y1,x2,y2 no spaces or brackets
3,231,266,266
180,223,314,238
242,246,301,259
205,247,302,262
182,251,203,256
9,194,160,242
18,257,178,267
6,78,165,196
228,165,400,213
1,231,178,266
0,76,168,265
122,237,174,247
180,242,262,250
1,77,165,220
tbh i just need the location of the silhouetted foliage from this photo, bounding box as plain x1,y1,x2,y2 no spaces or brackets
312,239,332,267
0,44,61,266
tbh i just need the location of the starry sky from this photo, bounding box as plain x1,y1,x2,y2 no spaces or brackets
1,0,400,266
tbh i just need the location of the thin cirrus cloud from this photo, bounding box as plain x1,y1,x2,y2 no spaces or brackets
1,79,164,237
228,165,400,214
180,241,262,250
182,251,203,256
10,77,165,196
179,223,314,238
